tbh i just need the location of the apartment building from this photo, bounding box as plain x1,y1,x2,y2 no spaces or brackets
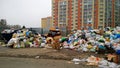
41,16,52,29
52,0,120,31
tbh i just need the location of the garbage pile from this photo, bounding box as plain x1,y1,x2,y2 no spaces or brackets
5,27,120,54
6,28,46,48
72,55,120,68
2,27,120,66
59,27,120,55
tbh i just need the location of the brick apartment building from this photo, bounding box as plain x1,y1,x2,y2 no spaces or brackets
52,0,120,31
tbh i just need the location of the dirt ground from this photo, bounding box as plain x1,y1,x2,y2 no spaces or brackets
0,45,106,68
0,57,98,68
0,46,106,60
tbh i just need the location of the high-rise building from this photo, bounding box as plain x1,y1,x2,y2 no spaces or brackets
41,16,52,29
52,0,120,31
115,0,120,27
105,0,120,28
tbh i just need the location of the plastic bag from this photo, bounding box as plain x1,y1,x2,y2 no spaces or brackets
99,59,108,66
108,62,117,68
72,58,81,64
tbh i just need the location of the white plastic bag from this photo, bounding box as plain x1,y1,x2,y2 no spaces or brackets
72,58,81,64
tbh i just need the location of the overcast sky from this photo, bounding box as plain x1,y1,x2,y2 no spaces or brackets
0,0,51,28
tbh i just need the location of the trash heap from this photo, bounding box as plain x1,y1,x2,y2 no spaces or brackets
59,27,120,55
5,27,120,55
6,28,46,48
65,27,120,66
72,55,120,68
2,27,120,67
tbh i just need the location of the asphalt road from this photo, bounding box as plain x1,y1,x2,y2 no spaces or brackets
0,57,97,68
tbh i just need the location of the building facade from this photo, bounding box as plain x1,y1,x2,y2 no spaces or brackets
118,0,120,26
41,16,52,29
115,0,120,27
105,0,120,28
52,0,120,31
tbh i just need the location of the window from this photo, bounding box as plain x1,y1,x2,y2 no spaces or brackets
100,15,103,17
100,19,103,21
